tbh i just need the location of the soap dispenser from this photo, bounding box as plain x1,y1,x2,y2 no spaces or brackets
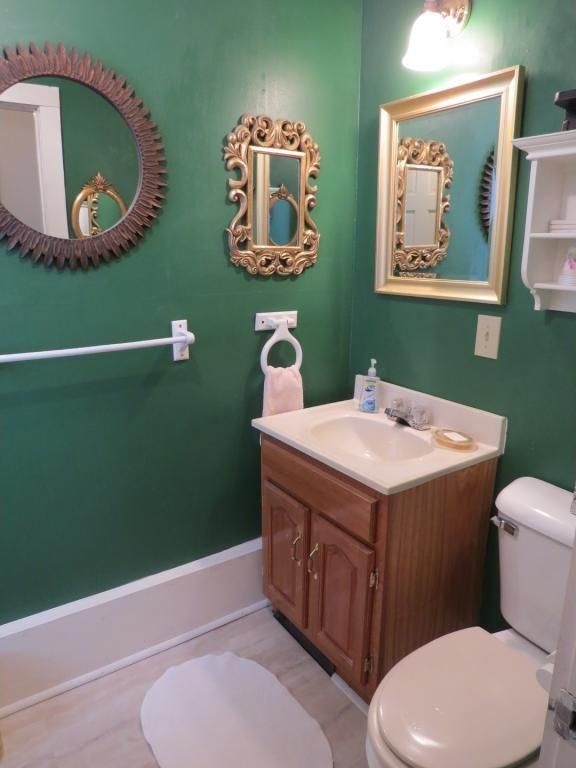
359,359,380,413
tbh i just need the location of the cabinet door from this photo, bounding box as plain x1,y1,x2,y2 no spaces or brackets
262,481,309,627
308,513,375,686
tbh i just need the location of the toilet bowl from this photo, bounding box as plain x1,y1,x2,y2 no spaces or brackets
366,628,546,768
366,477,576,768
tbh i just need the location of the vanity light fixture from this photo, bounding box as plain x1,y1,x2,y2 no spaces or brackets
402,0,472,72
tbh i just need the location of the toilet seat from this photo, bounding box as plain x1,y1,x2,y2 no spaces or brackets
370,628,548,768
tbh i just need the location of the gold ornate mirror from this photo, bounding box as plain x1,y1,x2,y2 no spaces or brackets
376,67,524,303
395,138,453,275
71,173,127,239
224,114,320,276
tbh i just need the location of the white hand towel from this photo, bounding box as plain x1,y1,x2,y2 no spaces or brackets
262,365,304,417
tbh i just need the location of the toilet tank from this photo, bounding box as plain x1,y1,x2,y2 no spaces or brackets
495,477,576,653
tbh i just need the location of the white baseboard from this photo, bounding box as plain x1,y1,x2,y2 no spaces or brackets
332,675,369,715
0,538,266,718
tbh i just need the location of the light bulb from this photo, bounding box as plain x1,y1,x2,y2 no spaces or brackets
402,10,450,72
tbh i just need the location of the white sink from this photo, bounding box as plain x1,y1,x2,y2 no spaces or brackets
252,381,506,495
309,415,433,463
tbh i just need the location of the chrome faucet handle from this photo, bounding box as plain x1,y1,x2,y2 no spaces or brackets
410,404,431,431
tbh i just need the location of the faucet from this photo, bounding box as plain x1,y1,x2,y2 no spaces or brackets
384,400,431,431
384,405,413,427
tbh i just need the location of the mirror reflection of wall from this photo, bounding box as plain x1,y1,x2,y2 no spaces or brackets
92,190,125,232
269,191,298,246
403,166,442,248
0,78,138,240
252,149,301,247
398,96,501,281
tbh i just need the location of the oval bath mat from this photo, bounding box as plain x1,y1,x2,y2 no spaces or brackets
140,652,333,768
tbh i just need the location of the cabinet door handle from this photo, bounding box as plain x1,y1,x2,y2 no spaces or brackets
291,532,302,564
307,543,319,577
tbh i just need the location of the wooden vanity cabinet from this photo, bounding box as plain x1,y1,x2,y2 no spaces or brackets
260,435,498,702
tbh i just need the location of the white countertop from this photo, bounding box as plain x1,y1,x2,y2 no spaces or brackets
252,383,506,496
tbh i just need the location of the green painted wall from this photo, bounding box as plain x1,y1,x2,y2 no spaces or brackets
0,0,361,623
353,0,576,629
5,0,570,633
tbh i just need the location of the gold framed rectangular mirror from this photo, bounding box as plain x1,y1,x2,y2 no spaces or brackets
248,147,305,249
375,67,524,303
224,114,321,277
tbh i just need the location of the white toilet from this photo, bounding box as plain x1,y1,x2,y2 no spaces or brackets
366,477,576,768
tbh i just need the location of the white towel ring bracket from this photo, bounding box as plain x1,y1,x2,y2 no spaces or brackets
260,318,303,375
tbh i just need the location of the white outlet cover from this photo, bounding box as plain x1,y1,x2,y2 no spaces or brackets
475,315,502,360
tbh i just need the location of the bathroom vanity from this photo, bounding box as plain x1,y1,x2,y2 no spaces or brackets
253,383,506,702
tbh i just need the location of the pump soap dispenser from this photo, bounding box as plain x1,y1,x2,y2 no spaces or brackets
359,359,380,413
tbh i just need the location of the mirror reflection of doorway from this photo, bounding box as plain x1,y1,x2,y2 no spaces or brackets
404,166,441,248
252,150,301,247
0,83,69,237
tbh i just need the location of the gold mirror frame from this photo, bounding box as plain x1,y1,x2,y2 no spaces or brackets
224,114,320,276
395,138,454,275
71,173,127,239
375,66,524,304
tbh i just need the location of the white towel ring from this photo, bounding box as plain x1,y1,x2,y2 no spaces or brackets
260,319,303,375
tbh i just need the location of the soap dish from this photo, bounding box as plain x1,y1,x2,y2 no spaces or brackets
433,429,477,451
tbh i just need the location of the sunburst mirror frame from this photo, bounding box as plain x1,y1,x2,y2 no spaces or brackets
0,42,166,270
479,148,495,238
224,114,320,276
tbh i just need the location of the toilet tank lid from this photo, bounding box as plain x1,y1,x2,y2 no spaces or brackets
496,477,576,547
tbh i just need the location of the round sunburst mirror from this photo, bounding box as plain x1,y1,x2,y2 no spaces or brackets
0,42,166,270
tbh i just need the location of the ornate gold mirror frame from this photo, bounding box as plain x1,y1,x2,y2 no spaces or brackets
224,114,320,276
71,173,127,239
395,138,454,275
375,66,524,304
0,42,166,269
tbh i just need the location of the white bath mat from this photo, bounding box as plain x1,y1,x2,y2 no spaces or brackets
140,652,333,768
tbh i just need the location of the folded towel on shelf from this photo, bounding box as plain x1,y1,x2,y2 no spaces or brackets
262,365,304,417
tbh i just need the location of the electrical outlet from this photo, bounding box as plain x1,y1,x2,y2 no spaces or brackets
475,315,502,360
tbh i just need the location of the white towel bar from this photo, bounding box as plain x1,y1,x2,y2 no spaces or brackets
0,320,195,364
260,318,303,375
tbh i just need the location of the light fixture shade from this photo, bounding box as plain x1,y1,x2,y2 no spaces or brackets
402,10,450,72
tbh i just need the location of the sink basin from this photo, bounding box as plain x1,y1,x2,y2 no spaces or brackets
252,387,505,495
309,416,433,463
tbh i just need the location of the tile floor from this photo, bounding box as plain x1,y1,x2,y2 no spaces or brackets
0,607,369,768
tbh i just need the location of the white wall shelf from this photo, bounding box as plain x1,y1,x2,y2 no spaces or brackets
530,232,576,240
533,282,576,292
515,130,576,312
